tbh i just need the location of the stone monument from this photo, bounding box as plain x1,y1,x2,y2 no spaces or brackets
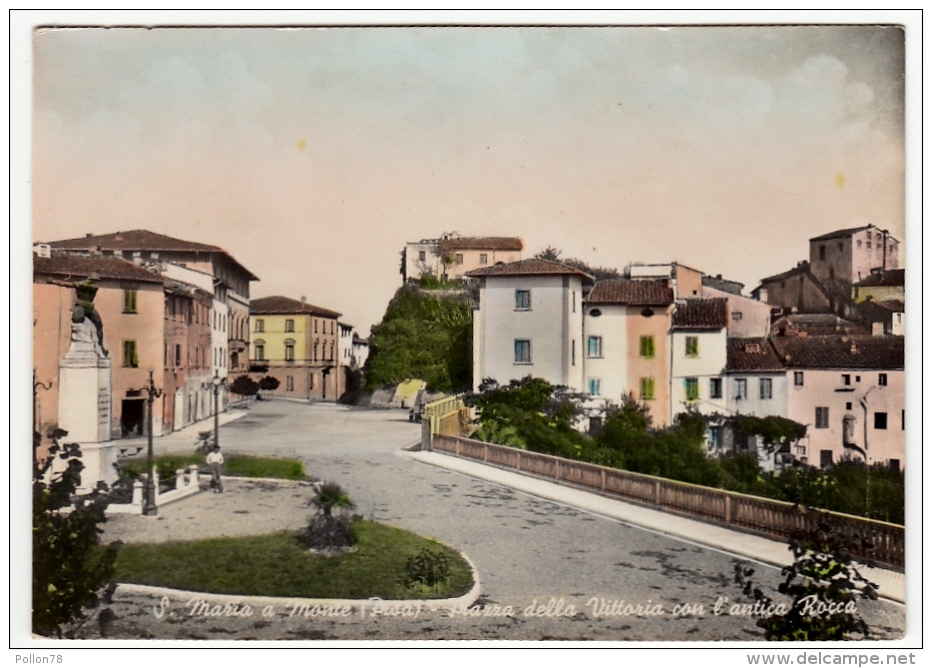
57,280,117,492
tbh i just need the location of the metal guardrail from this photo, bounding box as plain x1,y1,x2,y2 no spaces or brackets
430,434,905,568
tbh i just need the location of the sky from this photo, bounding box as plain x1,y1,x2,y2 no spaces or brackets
29,17,908,334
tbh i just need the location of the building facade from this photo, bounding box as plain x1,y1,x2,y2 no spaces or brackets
669,299,729,420
249,296,343,401
403,233,523,283
468,259,592,392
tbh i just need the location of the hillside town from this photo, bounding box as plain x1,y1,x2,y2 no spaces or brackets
34,223,904,493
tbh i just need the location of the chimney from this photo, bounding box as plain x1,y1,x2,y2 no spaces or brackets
85,233,93,238
850,342,858,354
300,296,307,303
33,243,51,258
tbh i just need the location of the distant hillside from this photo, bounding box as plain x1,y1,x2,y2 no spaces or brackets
364,285,473,393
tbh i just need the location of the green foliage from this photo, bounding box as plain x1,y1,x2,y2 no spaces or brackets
418,275,465,290
400,547,453,594
756,518,878,640
229,375,259,397
365,286,473,392
33,431,119,638
729,414,807,448
258,376,280,391
120,454,307,482
306,481,356,550
533,247,621,280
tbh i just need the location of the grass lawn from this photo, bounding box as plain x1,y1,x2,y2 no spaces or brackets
119,454,307,481
113,520,473,600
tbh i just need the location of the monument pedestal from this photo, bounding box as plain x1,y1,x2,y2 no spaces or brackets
57,329,116,493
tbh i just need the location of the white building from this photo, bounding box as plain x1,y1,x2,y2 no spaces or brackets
670,299,729,419
468,259,593,392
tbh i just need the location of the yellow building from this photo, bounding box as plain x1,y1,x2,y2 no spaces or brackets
249,296,343,401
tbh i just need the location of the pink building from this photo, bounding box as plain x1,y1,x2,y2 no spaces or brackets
403,234,524,283
809,225,900,288
771,336,905,470
33,252,166,439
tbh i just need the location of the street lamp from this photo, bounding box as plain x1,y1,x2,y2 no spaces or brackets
210,371,227,450
142,370,162,517
33,368,53,436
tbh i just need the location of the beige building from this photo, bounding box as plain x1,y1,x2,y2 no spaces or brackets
403,233,523,282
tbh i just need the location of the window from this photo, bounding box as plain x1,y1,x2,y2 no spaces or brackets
685,336,699,358
587,336,603,358
314,320,318,333
329,342,334,360
588,378,601,396
857,239,862,248
455,253,464,265
709,377,723,399
838,242,844,252
122,340,139,368
819,245,826,260
874,412,888,430
515,289,531,310
867,240,872,250
820,450,833,468
418,250,426,261
794,371,804,387
255,319,264,333
707,426,723,448
879,373,888,386
640,377,655,401
841,374,851,386
479,253,488,264
759,377,773,399
571,340,576,366
845,402,852,410
285,340,295,362
815,407,829,429
514,339,531,364
255,339,265,361
732,311,743,321
123,288,138,313
640,335,655,359
684,378,699,402
572,291,576,313
285,319,295,333
174,344,182,367
734,378,748,400
286,376,294,392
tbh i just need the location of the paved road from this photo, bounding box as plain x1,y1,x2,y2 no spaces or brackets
105,400,905,642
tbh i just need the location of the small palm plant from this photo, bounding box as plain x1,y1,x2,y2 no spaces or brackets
305,481,356,552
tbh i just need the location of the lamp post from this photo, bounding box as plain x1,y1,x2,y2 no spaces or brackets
210,371,227,449
142,371,162,517
33,369,53,436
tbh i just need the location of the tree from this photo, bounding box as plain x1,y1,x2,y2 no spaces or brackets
532,247,621,280
33,429,119,638
258,376,280,391
228,375,259,397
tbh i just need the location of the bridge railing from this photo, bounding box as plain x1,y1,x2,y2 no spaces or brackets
430,434,904,568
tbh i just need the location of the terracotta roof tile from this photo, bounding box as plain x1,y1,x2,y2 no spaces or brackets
466,258,593,280
809,225,876,242
33,253,163,284
770,335,904,370
250,295,341,319
587,278,674,306
727,338,785,372
672,298,728,329
439,237,523,252
46,229,259,280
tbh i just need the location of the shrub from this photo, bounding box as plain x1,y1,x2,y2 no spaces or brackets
33,431,119,638
400,547,452,593
229,375,259,397
757,517,878,641
258,376,280,391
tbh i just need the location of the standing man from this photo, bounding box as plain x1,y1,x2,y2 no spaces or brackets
206,445,224,493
